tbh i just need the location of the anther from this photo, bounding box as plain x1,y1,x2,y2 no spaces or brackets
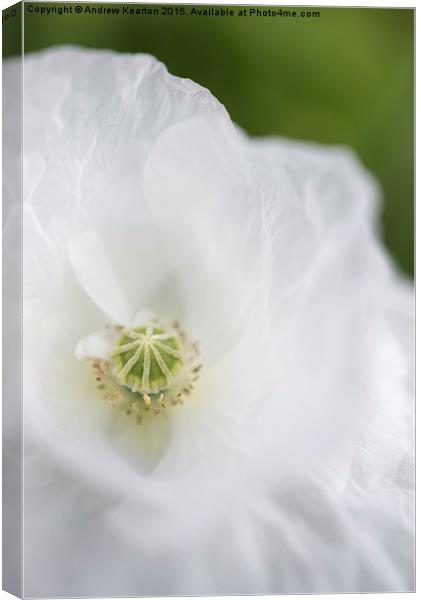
86,318,203,422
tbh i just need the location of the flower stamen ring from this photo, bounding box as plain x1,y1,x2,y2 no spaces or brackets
86,320,201,423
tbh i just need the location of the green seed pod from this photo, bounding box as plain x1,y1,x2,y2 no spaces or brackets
111,325,184,394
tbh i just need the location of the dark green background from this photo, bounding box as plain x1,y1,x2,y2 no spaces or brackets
4,3,414,275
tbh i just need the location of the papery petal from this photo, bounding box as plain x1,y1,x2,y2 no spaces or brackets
143,114,264,351
23,47,225,323
13,47,414,596
69,231,132,324
75,327,119,361
143,114,318,360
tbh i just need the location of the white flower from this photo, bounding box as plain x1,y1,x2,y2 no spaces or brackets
4,47,413,595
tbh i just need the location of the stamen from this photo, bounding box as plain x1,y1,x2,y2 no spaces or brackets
85,318,203,423
91,359,108,381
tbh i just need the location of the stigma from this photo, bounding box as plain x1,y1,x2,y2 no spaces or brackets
112,325,185,394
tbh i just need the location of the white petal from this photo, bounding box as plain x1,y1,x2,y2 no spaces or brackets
13,47,413,596
142,114,323,360
23,47,225,325
68,231,132,325
131,308,157,327
75,327,119,361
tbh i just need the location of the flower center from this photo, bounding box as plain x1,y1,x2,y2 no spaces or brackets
88,320,201,424
112,325,184,395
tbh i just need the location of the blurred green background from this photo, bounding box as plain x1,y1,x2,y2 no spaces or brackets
4,3,414,275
